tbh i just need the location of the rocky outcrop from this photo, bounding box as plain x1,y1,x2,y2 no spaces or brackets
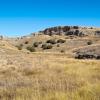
75,52,100,60
95,31,100,36
74,45,100,60
42,26,85,36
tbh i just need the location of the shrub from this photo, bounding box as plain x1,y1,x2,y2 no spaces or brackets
57,44,60,47
20,44,23,47
25,41,29,44
46,39,56,44
87,41,93,45
53,27,58,32
38,41,42,44
63,26,70,32
65,31,74,35
16,44,23,50
42,44,53,50
74,30,79,36
95,55,100,59
90,27,93,29
60,50,65,53
73,26,79,29
57,39,66,43
33,42,39,47
95,31,100,33
16,46,22,50
79,32,84,37
26,46,35,52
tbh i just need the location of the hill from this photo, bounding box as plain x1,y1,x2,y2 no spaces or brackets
8,26,100,59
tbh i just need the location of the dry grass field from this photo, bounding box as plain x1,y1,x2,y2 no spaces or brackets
0,46,100,100
0,26,100,100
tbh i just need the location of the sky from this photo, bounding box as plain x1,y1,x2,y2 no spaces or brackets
0,0,100,37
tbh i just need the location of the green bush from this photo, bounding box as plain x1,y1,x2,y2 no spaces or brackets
57,39,66,43
42,44,53,50
26,46,36,52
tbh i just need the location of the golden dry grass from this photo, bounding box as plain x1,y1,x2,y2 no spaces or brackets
0,51,100,100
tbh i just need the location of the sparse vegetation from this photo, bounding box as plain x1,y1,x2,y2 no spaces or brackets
0,26,100,100
26,46,36,52
57,39,66,43
87,41,93,45
46,39,56,44
73,26,79,29
33,42,42,47
25,41,29,44
57,44,60,47
16,44,23,50
33,42,39,47
63,26,70,32
0,52,100,100
60,50,65,53
42,44,53,49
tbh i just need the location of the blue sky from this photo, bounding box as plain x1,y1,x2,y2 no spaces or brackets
0,0,99,36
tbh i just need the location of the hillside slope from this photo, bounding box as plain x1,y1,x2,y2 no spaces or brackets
7,26,100,59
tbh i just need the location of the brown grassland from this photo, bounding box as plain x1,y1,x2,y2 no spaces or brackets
0,51,100,100
0,26,100,100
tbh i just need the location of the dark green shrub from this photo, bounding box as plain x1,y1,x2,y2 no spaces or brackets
46,39,56,44
63,26,70,32
57,39,66,43
73,26,79,29
66,31,74,35
42,44,53,50
74,30,79,36
26,46,36,52
33,42,39,47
